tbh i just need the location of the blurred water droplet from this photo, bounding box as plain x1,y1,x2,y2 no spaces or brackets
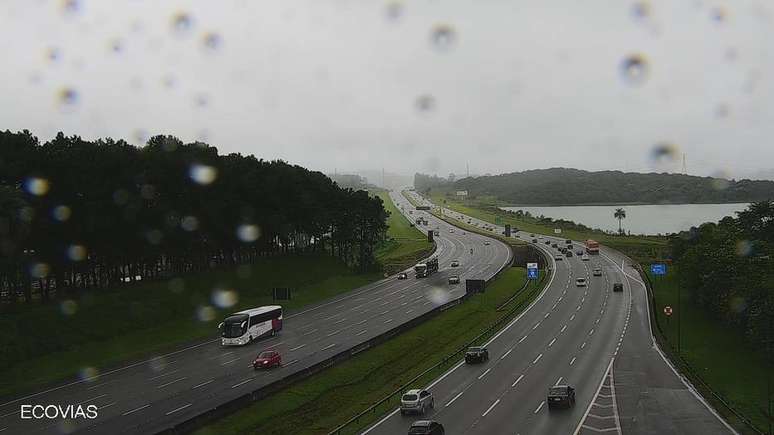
189,164,218,185
202,32,222,52
711,7,726,23
24,177,50,196
197,305,216,322
237,224,260,242
724,47,738,62
735,240,753,257
45,47,61,63
168,278,185,293
162,74,177,89
60,0,81,15
53,205,72,222
67,244,87,261
196,129,210,142
140,184,156,199
149,356,167,372
649,142,680,171
430,24,456,51
194,94,209,108
145,229,163,245
18,207,35,222
181,216,199,232
109,38,124,53
729,296,747,313
133,129,148,144
57,87,79,107
171,12,193,34
714,103,730,119
61,299,78,316
620,54,649,85
30,262,51,279
385,1,404,21
632,1,650,20
113,189,129,205
426,287,451,305
212,288,238,308
415,94,436,112
236,265,252,279
78,366,98,382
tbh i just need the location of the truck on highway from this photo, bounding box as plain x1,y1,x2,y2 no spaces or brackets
414,257,439,278
416,205,431,211
585,239,600,255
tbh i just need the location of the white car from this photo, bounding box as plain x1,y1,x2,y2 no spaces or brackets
448,275,460,285
400,389,435,415
576,278,587,287
483,241,490,245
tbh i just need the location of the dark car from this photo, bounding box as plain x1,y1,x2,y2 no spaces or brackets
565,251,573,257
547,385,576,409
408,420,445,435
613,283,624,292
551,243,558,248
567,244,573,250
253,350,281,369
532,238,538,243
398,272,408,280
545,240,551,245
465,346,489,364
565,239,572,244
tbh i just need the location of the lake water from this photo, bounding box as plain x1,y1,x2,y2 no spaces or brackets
500,203,751,235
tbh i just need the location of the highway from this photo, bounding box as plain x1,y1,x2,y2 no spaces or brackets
0,191,511,435
363,192,734,435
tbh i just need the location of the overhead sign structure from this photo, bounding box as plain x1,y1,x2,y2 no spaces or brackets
527,262,539,280
663,306,673,316
651,263,667,276
554,228,562,234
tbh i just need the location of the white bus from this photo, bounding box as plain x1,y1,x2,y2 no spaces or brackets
219,305,283,346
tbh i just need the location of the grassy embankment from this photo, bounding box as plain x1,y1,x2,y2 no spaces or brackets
374,191,434,274
196,265,545,435
0,256,383,399
649,269,772,434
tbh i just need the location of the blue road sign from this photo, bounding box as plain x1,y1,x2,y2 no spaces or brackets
651,263,667,276
527,262,539,280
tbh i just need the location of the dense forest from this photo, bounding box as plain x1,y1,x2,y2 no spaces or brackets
0,130,388,304
669,201,773,348
416,168,774,205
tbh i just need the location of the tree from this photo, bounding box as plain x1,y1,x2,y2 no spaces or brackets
614,208,627,235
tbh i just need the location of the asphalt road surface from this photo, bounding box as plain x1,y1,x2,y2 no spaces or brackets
363,192,733,435
0,191,511,435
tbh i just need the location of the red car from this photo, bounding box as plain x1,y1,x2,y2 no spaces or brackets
253,350,281,369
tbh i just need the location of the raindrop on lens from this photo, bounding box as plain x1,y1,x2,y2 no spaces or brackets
78,366,99,382
109,38,124,53
140,184,155,199
24,177,50,196
168,278,185,293
181,216,199,232
430,24,456,51
385,1,404,21
61,299,78,316
632,2,650,20
202,32,222,51
710,170,730,190
149,356,167,372
171,12,193,34
211,288,238,308
45,47,61,62
426,287,451,305
113,189,129,205
415,94,436,112
30,263,50,279
735,240,752,257
57,87,79,107
53,205,72,221
145,229,163,245
729,296,746,313
648,142,679,170
60,0,80,15
620,54,649,85
197,305,215,322
67,244,87,261
189,164,217,185
237,224,260,242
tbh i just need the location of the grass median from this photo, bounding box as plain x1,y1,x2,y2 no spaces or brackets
196,264,547,435
649,269,772,434
374,191,434,273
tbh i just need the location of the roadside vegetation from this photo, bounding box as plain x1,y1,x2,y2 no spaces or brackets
196,266,544,435
374,191,434,274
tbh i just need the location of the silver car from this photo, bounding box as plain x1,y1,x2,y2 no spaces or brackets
401,388,434,415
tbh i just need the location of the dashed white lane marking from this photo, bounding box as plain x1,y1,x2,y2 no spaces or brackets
285,359,299,367
220,358,238,366
478,368,492,380
533,354,543,364
157,377,187,389
446,390,465,407
519,335,528,343
321,343,337,351
482,399,501,417
548,338,557,347
326,329,341,337
302,328,318,335
333,318,346,324
533,323,540,330
192,379,214,389
384,318,393,323
501,349,513,359
512,374,525,387
290,344,306,351
555,376,564,386
581,342,587,349
231,378,252,389
356,329,368,336
534,401,546,414
148,369,180,381
561,325,567,333
165,403,192,416
570,356,577,365
121,404,150,416
570,314,576,321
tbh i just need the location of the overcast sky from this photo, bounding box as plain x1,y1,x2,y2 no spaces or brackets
1,0,773,180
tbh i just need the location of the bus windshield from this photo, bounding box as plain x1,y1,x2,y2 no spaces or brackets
222,315,248,338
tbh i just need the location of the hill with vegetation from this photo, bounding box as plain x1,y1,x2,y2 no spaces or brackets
416,168,774,205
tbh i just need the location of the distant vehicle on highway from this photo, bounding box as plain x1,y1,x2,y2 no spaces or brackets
465,346,489,364
532,238,538,243
551,243,558,248
567,244,573,250
448,275,460,285
581,254,590,261
576,277,587,287
450,260,460,267
593,268,602,276
401,389,435,415
554,255,563,261
415,258,439,278
547,385,576,409
585,239,600,255
613,282,624,292
434,230,439,236
408,420,445,435
398,272,408,280
484,241,490,245
565,239,572,244
220,306,283,346
253,350,281,369
545,240,551,245
530,233,535,237
449,228,454,233
565,251,573,257
576,250,584,256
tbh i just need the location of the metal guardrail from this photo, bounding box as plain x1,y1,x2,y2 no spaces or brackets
328,246,549,435
634,263,766,435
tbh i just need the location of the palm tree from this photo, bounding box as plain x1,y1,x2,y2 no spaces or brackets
614,208,627,235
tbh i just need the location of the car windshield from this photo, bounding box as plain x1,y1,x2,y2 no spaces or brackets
549,387,567,395
468,347,481,352
402,394,418,401
258,352,275,359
